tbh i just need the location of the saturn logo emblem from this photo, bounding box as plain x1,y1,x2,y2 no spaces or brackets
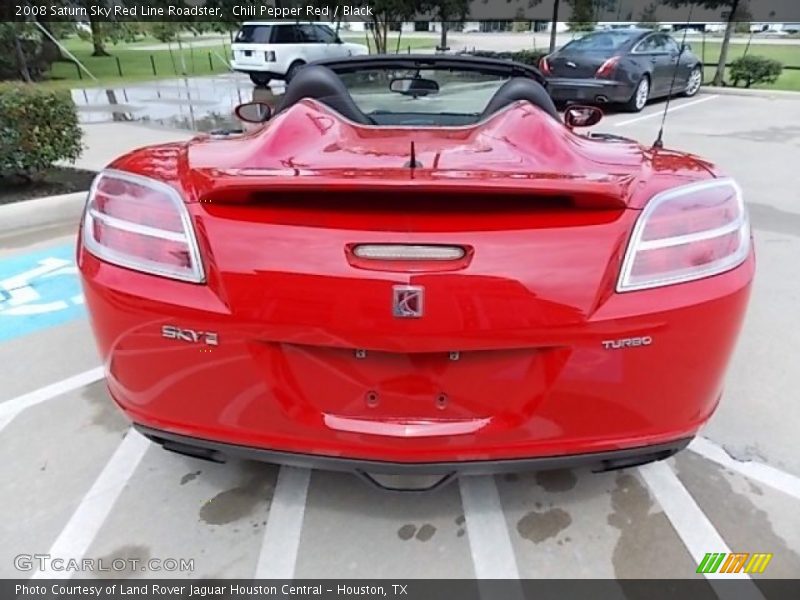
392,285,424,318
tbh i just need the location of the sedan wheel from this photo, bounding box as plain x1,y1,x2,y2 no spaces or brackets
684,66,703,97
624,77,650,113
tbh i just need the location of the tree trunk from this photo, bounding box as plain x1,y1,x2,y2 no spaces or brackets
36,19,64,62
549,0,560,53
439,20,448,52
712,0,740,86
14,35,32,83
90,20,109,57
370,15,385,54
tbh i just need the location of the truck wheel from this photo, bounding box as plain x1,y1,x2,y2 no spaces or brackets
285,61,305,83
249,73,270,87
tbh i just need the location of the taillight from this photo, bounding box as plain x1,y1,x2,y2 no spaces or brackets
82,170,204,283
539,56,552,75
595,56,620,78
618,179,750,292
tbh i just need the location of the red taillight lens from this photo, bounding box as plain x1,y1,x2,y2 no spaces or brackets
618,179,750,292
82,170,204,283
595,56,620,78
539,56,552,75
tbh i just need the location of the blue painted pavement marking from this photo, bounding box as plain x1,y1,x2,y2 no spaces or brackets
0,244,85,343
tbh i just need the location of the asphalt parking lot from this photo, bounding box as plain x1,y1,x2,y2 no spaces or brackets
2,81,800,581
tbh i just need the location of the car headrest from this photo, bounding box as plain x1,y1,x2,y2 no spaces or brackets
481,77,560,121
276,65,373,125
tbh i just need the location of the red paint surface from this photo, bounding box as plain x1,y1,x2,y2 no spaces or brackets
78,101,753,463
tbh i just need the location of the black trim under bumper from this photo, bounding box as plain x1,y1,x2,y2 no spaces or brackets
135,424,691,490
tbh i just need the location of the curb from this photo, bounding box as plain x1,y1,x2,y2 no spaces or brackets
700,86,800,99
0,191,88,236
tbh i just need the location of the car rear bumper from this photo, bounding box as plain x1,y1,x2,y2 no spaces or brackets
80,244,754,466
547,77,632,104
230,60,284,77
136,422,691,478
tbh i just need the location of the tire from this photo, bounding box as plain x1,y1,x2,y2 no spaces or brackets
623,76,650,113
249,73,270,87
683,65,703,97
285,61,305,83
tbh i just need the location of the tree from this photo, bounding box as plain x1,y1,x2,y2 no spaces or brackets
637,2,659,29
361,0,419,54
549,0,560,53
666,0,747,86
0,22,52,82
566,0,597,32
428,0,470,52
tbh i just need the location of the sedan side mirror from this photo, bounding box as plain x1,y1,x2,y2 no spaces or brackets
564,105,603,129
681,42,692,52
234,101,272,124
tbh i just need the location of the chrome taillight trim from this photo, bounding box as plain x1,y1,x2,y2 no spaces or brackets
617,178,751,293
82,169,205,283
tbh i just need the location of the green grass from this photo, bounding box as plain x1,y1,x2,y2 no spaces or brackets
41,37,233,90
341,35,437,54
37,34,436,90
693,41,800,91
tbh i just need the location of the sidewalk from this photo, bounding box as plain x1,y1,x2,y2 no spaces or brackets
72,123,196,172
0,123,199,234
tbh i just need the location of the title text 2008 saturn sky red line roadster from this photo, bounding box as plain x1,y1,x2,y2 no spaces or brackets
77,56,753,490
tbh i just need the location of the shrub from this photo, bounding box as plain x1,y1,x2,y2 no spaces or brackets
729,55,783,88
0,85,83,179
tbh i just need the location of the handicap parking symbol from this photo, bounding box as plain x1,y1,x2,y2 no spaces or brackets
0,244,86,343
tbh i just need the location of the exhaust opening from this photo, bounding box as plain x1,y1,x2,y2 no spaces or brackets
593,448,679,472
155,437,226,463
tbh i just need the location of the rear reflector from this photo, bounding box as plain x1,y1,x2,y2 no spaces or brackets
82,170,204,283
353,244,465,261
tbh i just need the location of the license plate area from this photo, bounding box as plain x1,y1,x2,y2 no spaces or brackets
255,343,555,424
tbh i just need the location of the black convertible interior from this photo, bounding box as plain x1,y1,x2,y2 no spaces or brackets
275,56,559,127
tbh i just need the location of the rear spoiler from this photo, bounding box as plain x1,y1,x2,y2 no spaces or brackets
191,169,634,209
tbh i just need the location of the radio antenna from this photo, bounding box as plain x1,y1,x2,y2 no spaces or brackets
404,140,422,170
652,5,695,150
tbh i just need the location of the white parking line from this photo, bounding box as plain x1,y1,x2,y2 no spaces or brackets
31,428,150,579
0,366,104,432
638,461,742,579
254,466,311,578
614,95,719,127
639,461,768,599
458,475,521,580
690,437,800,501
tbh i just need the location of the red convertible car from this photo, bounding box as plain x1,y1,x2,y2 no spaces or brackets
78,56,753,489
